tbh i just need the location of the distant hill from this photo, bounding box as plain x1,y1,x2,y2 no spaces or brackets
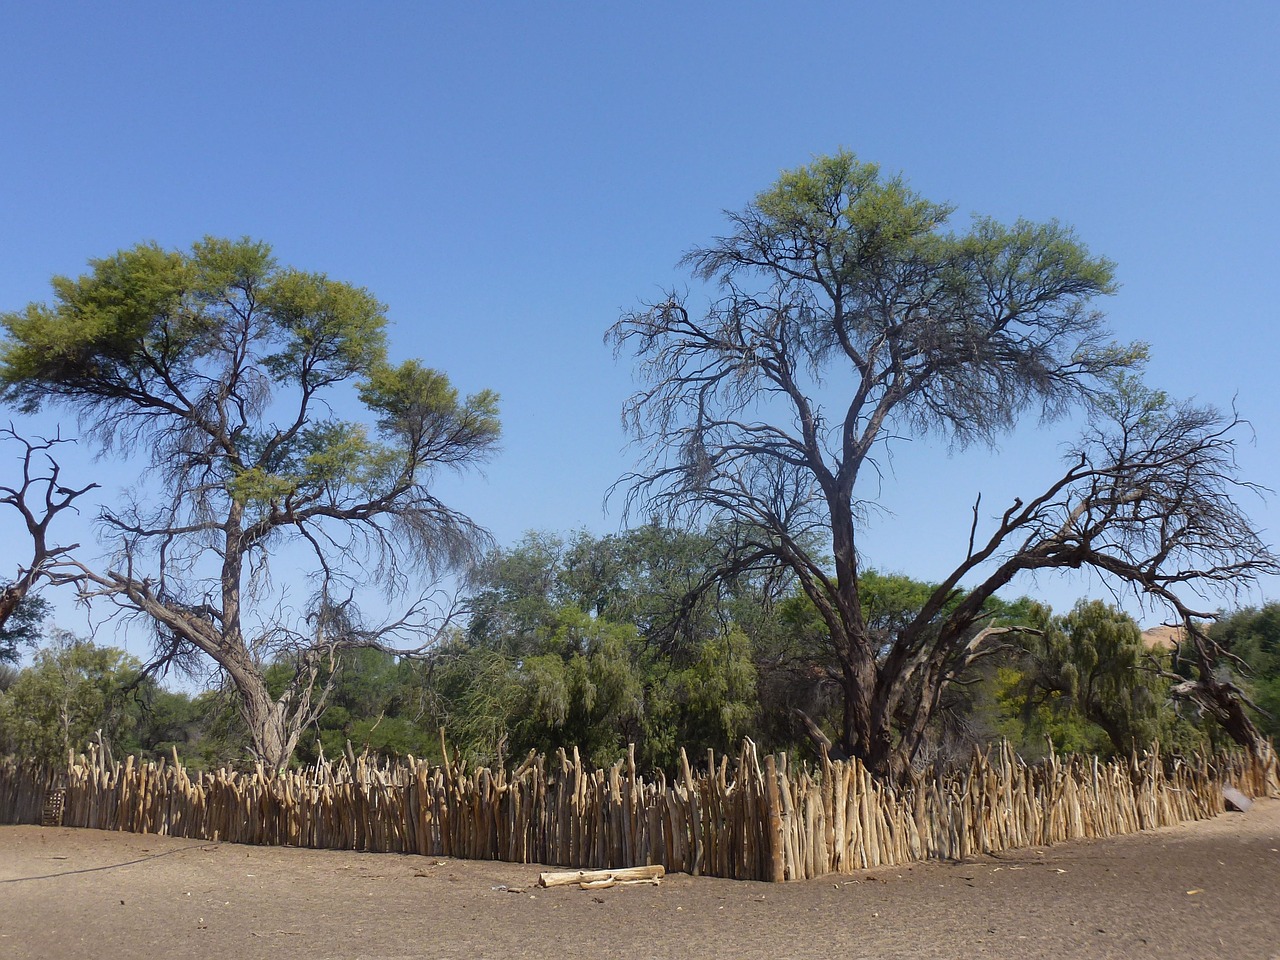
1142,624,1186,651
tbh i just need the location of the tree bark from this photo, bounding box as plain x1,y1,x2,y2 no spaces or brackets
237,674,293,770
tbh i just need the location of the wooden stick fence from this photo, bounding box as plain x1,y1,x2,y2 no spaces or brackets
1,739,1276,882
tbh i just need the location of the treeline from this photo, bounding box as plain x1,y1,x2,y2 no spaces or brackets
3,168,1276,776
3,526,1276,772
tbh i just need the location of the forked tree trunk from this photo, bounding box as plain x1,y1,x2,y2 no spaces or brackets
238,681,294,771
222,648,298,770
836,645,898,779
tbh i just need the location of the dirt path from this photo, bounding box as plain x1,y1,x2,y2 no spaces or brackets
2,800,1278,960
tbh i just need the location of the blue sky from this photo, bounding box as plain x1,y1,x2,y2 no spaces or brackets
1,1,1276,652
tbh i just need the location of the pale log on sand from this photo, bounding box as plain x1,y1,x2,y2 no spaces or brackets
538,864,665,888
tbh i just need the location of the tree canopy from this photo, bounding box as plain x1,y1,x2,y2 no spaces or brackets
611,152,1277,777
0,237,500,768
0,631,141,765
1013,600,1170,755
423,527,764,768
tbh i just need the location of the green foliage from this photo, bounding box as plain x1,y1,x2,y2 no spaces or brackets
991,664,1112,757
295,647,440,764
359,360,500,454
1010,600,1207,757
0,628,264,769
511,607,645,766
638,625,757,765
1210,604,1280,741
418,641,522,764
680,150,1131,448
0,237,500,769
0,594,48,663
779,569,968,649
0,632,141,764
425,527,765,769
0,235,496,530
131,687,211,761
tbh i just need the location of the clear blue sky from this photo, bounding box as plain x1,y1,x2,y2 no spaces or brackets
1,1,1276,649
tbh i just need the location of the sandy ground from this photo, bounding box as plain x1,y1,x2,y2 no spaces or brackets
2,801,1278,960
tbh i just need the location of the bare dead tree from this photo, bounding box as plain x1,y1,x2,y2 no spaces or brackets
0,426,96,629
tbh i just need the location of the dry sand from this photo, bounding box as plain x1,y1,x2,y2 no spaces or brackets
2,799,1278,959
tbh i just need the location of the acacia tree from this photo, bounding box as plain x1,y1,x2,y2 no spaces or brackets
610,152,1277,778
0,237,500,768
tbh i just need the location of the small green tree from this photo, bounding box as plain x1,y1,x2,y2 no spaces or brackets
292,647,440,763
0,631,141,763
418,640,522,764
1025,601,1156,753
433,527,764,767
512,606,645,766
0,238,500,768
1012,600,1204,756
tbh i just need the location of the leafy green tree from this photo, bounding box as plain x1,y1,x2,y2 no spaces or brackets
418,639,522,764
432,527,764,767
0,238,500,768
296,647,440,763
640,623,757,764
611,151,1276,777
465,531,573,659
1013,601,1167,755
130,686,214,762
0,631,141,763
510,606,645,766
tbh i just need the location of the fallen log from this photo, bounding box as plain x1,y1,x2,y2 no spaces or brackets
538,864,665,888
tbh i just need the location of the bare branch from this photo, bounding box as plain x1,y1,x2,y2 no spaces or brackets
609,152,1271,777
0,426,97,627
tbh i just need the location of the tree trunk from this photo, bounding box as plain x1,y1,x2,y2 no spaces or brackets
235,670,293,770
1087,707,1134,758
877,652,948,783
837,647,895,777
838,665,864,761
1208,684,1269,758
